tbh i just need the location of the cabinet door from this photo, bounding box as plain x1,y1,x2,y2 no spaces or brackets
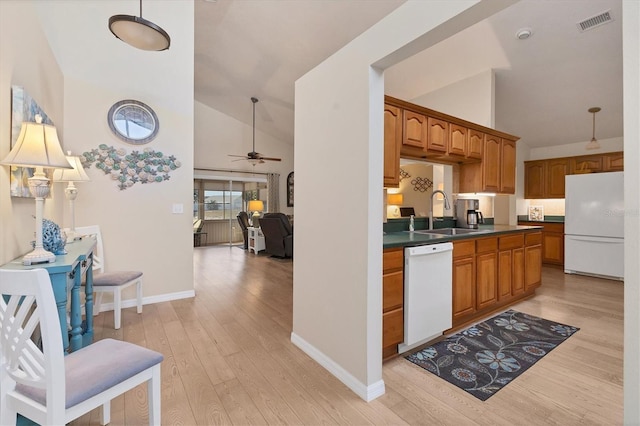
546,158,569,198
467,129,484,160
542,224,564,265
500,139,516,194
604,152,624,171
512,248,525,296
383,104,402,187
570,155,603,174
453,256,476,320
448,124,467,157
482,135,501,192
524,161,546,199
498,250,512,301
525,245,542,291
476,252,497,309
426,117,448,153
403,110,427,148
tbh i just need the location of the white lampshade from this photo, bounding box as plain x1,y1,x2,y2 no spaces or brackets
53,154,91,182
0,117,72,265
0,119,72,169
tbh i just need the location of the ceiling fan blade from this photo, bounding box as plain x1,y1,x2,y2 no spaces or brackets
228,154,248,158
259,157,282,162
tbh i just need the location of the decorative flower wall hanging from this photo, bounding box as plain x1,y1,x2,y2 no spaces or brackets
81,144,181,190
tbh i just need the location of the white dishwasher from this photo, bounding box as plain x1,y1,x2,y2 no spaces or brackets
398,242,453,354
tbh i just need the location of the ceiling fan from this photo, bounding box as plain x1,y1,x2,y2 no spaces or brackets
229,97,282,164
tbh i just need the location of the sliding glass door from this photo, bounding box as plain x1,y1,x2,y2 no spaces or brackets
193,177,268,246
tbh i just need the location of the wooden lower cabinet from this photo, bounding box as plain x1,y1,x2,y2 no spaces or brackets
498,234,525,302
525,232,542,291
383,247,404,359
518,222,564,266
475,237,498,310
452,240,476,321
450,231,542,331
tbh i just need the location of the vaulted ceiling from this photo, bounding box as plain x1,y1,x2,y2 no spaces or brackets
195,0,623,150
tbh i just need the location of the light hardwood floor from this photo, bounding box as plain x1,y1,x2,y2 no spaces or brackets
72,245,623,425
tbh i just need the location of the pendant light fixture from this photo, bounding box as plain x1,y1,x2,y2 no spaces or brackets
109,0,170,51
586,107,601,150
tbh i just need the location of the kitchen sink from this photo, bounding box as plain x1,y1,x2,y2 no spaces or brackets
415,228,484,236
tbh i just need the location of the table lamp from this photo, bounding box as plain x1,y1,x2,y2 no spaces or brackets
53,152,91,241
248,200,264,227
387,193,404,206
0,115,73,265
387,193,404,218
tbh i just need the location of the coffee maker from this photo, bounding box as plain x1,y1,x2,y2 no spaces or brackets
455,199,484,229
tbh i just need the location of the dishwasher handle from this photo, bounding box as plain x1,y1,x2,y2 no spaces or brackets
405,242,453,257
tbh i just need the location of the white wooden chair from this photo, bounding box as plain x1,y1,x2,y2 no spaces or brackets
0,269,163,425
75,225,143,329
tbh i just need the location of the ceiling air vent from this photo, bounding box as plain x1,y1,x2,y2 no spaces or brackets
577,10,613,32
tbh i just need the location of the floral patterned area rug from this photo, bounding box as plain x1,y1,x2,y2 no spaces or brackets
405,309,579,401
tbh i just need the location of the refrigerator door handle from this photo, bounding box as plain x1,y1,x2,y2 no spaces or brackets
566,235,623,244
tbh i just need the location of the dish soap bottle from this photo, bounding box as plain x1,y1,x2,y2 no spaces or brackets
409,215,415,232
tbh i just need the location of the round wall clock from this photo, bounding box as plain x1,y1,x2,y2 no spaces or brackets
107,99,159,144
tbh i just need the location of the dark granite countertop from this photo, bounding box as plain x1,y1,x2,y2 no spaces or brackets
383,224,543,249
517,215,565,223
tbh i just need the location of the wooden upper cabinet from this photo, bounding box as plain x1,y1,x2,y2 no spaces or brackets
500,139,516,193
467,129,484,160
570,154,603,174
546,158,569,198
482,135,501,192
426,117,449,153
524,153,622,199
524,161,545,199
604,152,624,171
383,104,402,187
448,124,467,157
403,110,427,149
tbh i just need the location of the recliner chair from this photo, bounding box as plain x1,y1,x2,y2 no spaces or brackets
237,211,250,249
259,213,293,258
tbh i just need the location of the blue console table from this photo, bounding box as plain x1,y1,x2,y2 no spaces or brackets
0,237,96,353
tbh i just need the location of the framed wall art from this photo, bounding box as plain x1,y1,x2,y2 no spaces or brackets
287,171,294,207
9,85,55,197
528,205,544,221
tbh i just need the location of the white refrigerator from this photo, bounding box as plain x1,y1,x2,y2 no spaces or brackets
564,171,624,280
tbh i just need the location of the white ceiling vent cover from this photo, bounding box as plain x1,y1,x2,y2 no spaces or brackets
577,10,613,32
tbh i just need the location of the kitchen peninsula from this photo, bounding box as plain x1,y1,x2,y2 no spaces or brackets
382,224,543,360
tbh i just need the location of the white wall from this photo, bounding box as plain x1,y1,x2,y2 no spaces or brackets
410,69,495,127
623,2,640,424
1,0,196,304
527,136,623,160
292,0,516,401
194,101,294,215
0,1,65,264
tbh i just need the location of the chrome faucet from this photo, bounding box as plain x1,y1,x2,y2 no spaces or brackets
429,190,451,230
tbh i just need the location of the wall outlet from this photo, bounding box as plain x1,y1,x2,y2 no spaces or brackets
172,203,184,214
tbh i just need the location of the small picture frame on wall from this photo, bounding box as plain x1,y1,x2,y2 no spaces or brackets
528,205,544,221
287,171,294,207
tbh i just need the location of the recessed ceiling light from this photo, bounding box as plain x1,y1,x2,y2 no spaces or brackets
515,28,532,40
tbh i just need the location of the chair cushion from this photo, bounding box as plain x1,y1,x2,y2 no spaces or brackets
93,270,142,287
15,338,163,408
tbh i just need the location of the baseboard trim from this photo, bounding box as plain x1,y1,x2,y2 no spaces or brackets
290,332,385,402
95,290,196,312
